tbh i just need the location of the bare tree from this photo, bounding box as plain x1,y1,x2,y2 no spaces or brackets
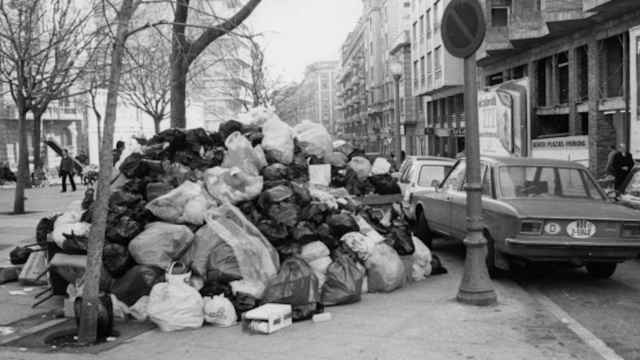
272,82,303,126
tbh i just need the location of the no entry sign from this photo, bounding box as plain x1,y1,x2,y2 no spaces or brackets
441,0,486,58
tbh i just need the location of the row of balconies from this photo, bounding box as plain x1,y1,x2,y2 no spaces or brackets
0,103,84,121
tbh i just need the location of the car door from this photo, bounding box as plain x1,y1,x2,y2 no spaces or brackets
425,161,466,235
448,163,490,240
397,160,413,195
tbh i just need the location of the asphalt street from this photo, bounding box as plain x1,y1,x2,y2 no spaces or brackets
435,238,640,360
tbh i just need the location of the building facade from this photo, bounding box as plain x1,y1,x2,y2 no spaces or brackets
296,61,341,134
477,0,640,176
411,0,465,158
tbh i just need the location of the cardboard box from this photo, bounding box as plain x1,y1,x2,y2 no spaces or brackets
241,304,292,334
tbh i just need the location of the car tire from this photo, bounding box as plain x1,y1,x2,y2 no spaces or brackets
415,209,433,249
586,262,617,279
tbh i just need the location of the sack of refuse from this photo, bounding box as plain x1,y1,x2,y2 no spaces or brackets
148,263,204,332
369,174,401,195
333,140,354,157
294,120,333,159
203,295,237,327
321,252,365,306
326,152,348,168
128,222,194,270
301,241,331,287
204,166,263,204
262,256,321,321
348,156,372,180
403,236,433,282
222,131,265,176
341,232,377,262
237,106,277,127
146,181,215,225
365,243,406,293
111,265,165,306
371,157,392,175
204,204,279,294
261,116,294,164
52,222,91,250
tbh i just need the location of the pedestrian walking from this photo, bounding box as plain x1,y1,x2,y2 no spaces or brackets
605,145,617,176
612,143,634,193
59,149,76,192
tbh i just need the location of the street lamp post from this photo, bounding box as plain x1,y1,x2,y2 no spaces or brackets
390,62,403,169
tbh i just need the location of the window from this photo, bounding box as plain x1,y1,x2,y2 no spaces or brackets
491,7,509,27
427,51,433,73
412,22,417,47
557,52,569,104
418,165,453,187
434,46,442,80
498,166,604,200
434,0,440,32
482,166,493,197
413,60,419,88
426,9,431,38
442,161,466,191
420,56,426,86
419,15,424,42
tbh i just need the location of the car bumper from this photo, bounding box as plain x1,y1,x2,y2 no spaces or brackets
503,237,640,262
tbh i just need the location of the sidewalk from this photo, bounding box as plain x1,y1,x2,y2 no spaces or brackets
0,252,603,360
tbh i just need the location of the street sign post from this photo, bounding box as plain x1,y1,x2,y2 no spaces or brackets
441,0,497,306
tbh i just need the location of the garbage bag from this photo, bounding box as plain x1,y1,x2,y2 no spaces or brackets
293,120,333,159
301,201,329,225
180,225,219,278
288,151,309,182
146,182,174,202
262,163,289,181
290,182,312,205
203,295,237,327
74,294,113,339
308,256,332,288
219,120,244,140
348,156,372,180
321,252,365,306
292,221,316,244
261,184,294,204
18,251,48,286
262,116,294,164
204,166,263,204
222,131,264,176
205,239,242,284
147,266,204,332
230,279,266,299
230,292,259,318
254,145,268,169
257,219,289,246
60,233,89,254
385,222,415,256
309,164,331,186
52,222,91,249
244,127,265,147
341,232,377,262
326,213,360,239
354,215,386,243
111,265,165,306
403,236,432,282
262,256,321,321
369,174,401,195
10,246,33,265
146,181,214,225
204,204,279,293
200,279,233,299
371,157,392,175
431,253,448,275
365,243,406,293
309,186,339,209
237,106,277,127
128,222,194,269
316,223,338,250
268,202,300,228
106,216,144,245
326,151,348,168
36,216,57,244
301,241,330,263
103,243,134,278
333,140,354,157
276,243,302,261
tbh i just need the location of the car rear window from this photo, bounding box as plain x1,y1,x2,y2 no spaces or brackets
498,166,604,200
417,165,453,187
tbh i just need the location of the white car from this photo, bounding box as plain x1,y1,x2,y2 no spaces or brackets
398,156,456,220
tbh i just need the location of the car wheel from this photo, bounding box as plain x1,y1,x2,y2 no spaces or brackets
415,209,433,248
586,262,617,279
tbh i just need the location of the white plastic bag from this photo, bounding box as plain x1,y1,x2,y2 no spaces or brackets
371,157,392,175
354,216,386,244
147,262,204,332
262,116,294,164
308,256,332,289
128,222,194,269
237,106,277,127
52,222,91,248
294,120,333,159
203,295,237,327
146,181,214,225
405,236,433,282
222,131,263,176
326,152,348,168
365,243,406,293
301,241,330,262
204,167,263,204
333,140,354,157
230,279,266,299
341,232,377,261
348,156,372,180
309,164,331,186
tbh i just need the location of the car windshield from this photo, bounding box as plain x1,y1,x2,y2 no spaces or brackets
498,166,604,200
624,170,640,197
417,164,453,187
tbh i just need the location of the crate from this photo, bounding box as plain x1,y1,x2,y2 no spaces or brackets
241,304,292,334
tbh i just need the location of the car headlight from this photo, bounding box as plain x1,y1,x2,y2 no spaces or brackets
621,223,640,237
520,220,543,235
544,222,562,235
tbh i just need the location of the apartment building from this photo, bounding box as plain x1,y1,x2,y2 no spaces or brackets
296,61,341,133
477,0,640,176
363,0,387,152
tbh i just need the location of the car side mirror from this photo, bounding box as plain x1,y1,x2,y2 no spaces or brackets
431,180,440,187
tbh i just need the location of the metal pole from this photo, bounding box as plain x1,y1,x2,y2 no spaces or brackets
456,55,497,306
393,75,403,169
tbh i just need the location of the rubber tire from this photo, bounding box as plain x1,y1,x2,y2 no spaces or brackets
415,210,433,249
586,262,617,279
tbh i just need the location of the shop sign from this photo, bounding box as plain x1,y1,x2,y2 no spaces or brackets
450,127,465,137
531,135,589,167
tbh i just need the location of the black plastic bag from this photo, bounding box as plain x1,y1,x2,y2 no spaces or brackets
316,223,338,250
276,243,302,261
200,280,233,299
290,182,312,205
263,185,293,203
74,293,113,340
111,265,164,306
145,182,174,202
61,233,88,254
242,127,264,147
257,220,289,245
119,153,148,178
301,202,329,225
10,246,33,265
262,163,289,181
230,292,259,318
288,152,309,181
292,221,316,244
369,174,401,195
105,215,144,245
431,254,448,275
385,222,415,256
321,252,365,306
186,128,215,151
262,179,290,190
262,256,322,321
103,243,134,278
219,120,244,140
206,241,243,282
268,202,300,228
149,128,186,147
326,213,359,239
36,216,56,244
109,191,143,208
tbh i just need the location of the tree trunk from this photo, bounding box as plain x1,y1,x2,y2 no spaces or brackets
153,115,162,134
170,60,187,129
77,0,137,344
13,108,29,214
32,111,43,170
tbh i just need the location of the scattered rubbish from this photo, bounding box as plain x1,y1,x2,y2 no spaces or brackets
312,312,332,323
0,326,15,336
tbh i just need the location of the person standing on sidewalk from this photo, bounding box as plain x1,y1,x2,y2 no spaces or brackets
59,149,76,192
605,145,617,177
612,143,634,193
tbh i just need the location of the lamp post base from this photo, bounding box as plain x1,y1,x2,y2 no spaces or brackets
456,233,497,306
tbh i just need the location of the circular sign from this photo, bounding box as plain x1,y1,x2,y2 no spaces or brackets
544,222,561,235
441,0,486,58
566,220,597,239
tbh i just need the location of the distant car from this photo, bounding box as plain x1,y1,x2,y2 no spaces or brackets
397,156,456,220
412,156,640,278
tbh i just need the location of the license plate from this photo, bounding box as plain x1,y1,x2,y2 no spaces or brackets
566,220,596,239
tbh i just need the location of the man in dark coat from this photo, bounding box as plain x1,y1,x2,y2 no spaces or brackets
612,143,634,193
59,149,76,192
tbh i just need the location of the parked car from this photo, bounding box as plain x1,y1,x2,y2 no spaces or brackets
617,166,640,210
412,156,640,278
397,156,456,220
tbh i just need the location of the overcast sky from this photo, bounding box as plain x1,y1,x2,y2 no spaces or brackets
248,0,363,83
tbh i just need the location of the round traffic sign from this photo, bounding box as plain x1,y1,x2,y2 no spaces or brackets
441,0,486,58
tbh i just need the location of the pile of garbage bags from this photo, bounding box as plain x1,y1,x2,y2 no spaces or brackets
33,107,445,332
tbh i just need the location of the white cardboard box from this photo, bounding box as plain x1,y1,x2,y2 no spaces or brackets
241,303,292,334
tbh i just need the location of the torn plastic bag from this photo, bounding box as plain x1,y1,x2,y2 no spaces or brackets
403,236,432,282
348,156,372,180
262,163,289,181
293,120,333,159
371,157,392,175
103,242,134,278
128,222,194,269
262,256,321,321
365,243,406,293
340,232,376,262
321,252,365,306
222,131,263,176
111,265,165,306
261,116,294,164
326,213,360,239
204,166,263,204
146,181,214,225
204,204,279,294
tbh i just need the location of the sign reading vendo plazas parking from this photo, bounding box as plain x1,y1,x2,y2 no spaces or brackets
531,136,590,168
